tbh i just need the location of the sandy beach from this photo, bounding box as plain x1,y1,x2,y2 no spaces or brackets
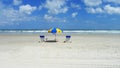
0,33,120,68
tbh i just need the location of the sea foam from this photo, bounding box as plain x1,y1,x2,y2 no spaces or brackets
0,30,120,34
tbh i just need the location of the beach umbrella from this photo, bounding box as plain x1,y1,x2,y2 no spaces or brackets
48,28,62,40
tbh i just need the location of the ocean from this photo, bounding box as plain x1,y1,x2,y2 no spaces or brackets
0,29,120,34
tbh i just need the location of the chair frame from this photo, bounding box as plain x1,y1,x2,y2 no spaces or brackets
64,35,72,43
40,35,45,42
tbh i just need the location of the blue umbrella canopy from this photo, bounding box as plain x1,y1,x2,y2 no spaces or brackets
48,28,62,34
48,28,62,40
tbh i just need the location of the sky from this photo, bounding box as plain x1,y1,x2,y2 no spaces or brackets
0,0,120,30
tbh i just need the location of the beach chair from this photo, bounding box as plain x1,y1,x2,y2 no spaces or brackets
64,35,71,43
39,35,45,42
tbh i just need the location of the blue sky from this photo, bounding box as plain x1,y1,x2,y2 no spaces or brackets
0,0,120,30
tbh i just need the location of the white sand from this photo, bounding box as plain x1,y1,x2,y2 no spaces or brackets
0,33,120,68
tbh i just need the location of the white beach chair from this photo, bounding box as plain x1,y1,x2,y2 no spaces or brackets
39,35,45,42
64,35,72,43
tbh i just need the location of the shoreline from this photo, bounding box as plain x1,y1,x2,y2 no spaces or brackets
1,29,120,34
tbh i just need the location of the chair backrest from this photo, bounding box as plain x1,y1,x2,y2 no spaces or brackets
40,35,45,42
66,36,71,38
40,35,45,38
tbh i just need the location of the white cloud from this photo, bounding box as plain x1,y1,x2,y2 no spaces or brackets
86,5,120,15
0,9,21,25
72,12,78,18
13,0,22,6
86,8,96,13
83,0,102,6
19,4,37,14
39,5,43,10
71,3,81,9
0,8,38,25
44,14,58,22
103,0,120,4
86,7,104,13
43,0,68,14
44,14,53,20
44,14,67,22
84,0,120,15
104,5,120,14
0,2,39,25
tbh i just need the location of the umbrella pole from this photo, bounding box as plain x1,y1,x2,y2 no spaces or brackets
55,34,56,40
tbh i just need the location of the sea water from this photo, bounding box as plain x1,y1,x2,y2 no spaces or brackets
0,29,120,34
